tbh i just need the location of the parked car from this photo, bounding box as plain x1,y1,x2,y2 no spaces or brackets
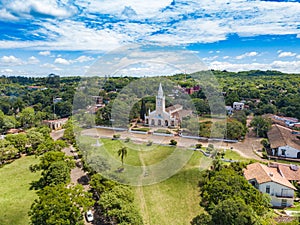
86,210,94,222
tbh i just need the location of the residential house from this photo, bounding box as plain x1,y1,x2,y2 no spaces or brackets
244,162,296,207
233,102,244,110
225,106,233,115
273,116,298,126
267,124,300,159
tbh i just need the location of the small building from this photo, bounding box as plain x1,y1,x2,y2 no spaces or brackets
53,97,63,103
43,118,68,130
244,162,296,208
27,86,47,91
225,106,233,115
273,116,298,126
267,124,300,159
184,85,201,95
233,102,244,110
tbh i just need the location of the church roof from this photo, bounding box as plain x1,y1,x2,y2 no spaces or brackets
158,83,164,97
166,104,183,113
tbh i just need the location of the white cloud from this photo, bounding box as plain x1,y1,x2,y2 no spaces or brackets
1,69,13,74
5,0,76,18
209,59,300,73
74,55,94,63
278,51,296,58
77,0,172,18
40,63,62,71
28,56,39,64
0,55,23,65
236,52,258,60
202,56,218,61
1,0,300,53
0,8,18,20
39,50,51,56
54,57,70,65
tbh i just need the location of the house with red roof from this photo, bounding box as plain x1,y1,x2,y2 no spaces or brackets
244,162,296,208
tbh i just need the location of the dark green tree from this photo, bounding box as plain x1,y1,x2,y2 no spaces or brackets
140,98,146,120
250,116,272,137
29,184,94,225
118,147,127,166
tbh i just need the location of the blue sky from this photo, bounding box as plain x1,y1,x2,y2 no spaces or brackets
1,0,300,76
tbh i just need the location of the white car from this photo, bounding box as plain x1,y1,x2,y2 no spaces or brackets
86,210,94,222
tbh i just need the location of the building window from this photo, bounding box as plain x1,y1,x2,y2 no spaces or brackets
266,185,270,194
281,199,287,207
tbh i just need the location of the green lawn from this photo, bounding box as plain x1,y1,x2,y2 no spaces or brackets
135,152,208,225
0,156,41,225
78,137,176,167
224,150,251,162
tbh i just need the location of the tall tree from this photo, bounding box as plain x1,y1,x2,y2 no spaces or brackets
250,116,272,137
140,98,146,120
118,147,127,166
19,107,36,128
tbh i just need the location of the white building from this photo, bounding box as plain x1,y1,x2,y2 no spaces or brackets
144,83,191,127
233,102,244,110
268,124,300,159
244,162,296,208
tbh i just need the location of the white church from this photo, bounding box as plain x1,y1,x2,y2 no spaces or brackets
144,83,191,127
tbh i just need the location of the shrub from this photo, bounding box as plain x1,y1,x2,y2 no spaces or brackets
196,143,202,149
170,139,177,146
147,140,153,146
112,134,120,139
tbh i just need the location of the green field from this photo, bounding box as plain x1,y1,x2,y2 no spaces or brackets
135,152,212,225
0,156,41,225
79,136,215,225
224,149,250,161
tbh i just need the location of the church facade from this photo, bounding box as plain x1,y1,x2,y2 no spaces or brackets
144,83,189,127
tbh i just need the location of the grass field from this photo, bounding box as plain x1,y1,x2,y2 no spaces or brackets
224,149,251,161
79,135,249,225
0,156,41,225
135,152,211,225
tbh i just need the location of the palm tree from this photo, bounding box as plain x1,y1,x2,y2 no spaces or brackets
118,147,127,166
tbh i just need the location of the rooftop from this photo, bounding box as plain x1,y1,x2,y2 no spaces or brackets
269,163,300,181
244,162,296,190
267,124,300,150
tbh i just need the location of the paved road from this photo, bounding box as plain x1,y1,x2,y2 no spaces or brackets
81,128,263,160
50,129,65,140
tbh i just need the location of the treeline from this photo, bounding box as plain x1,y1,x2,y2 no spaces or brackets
0,125,67,166
0,75,80,124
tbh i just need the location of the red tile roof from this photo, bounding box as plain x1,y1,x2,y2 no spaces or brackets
267,124,300,150
244,162,296,190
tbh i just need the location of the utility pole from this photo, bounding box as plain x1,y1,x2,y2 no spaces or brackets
53,97,56,119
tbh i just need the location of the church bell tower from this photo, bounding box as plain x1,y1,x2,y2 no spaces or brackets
156,83,165,114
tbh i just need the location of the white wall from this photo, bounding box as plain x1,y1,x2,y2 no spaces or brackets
277,145,300,158
259,181,294,207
